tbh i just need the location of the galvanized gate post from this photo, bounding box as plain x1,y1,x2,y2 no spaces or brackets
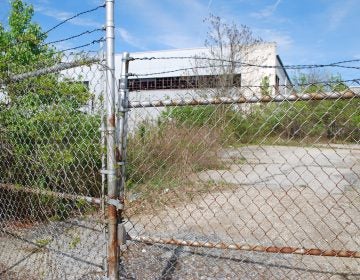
117,52,130,247
105,0,119,279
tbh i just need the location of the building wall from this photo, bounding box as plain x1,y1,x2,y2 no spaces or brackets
61,44,291,130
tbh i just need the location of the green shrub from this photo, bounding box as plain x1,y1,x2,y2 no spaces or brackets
161,98,359,145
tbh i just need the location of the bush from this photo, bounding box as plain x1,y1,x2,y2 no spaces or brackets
0,79,102,220
161,99,359,145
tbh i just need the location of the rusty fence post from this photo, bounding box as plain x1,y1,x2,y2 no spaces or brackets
104,0,119,279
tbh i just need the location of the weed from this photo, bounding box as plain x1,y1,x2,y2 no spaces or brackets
35,238,52,247
69,235,81,249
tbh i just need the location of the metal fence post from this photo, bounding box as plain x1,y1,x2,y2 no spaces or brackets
117,52,130,247
105,0,119,279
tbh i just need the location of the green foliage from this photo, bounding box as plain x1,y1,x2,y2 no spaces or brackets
293,72,349,94
0,1,101,221
297,73,324,93
162,98,359,145
162,105,217,127
35,238,52,247
329,75,348,92
260,76,270,97
69,234,81,249
0,0,58,80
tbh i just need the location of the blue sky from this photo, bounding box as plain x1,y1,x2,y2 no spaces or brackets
1,0,359,79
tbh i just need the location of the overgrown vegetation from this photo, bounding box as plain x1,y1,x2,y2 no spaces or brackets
126,121,222,187
125,71,358,214
1,1,358,221
163,97,359,145
0,0,101,220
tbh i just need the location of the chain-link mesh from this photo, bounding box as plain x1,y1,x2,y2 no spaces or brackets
121,56,360,279
0,50,109,279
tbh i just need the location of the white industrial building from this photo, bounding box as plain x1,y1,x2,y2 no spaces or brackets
125,43,291,98
62,43,292,128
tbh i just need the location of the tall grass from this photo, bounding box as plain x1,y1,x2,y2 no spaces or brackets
126,121,222,187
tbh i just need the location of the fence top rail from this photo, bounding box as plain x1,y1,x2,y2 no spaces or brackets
1,57,102,84
128,89,359,108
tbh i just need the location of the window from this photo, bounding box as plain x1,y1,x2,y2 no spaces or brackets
148,79,156,89
127,74,242,91
233,74,241,87
275,75,280,93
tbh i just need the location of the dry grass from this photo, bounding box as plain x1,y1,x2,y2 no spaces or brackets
127,122,222,185
125,122,224,216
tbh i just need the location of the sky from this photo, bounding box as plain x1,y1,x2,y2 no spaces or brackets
0,0,359,80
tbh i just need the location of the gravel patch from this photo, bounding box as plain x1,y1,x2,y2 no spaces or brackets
1,145,359,279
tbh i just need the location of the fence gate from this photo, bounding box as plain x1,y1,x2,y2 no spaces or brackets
120,55,360,279
0,50,111,279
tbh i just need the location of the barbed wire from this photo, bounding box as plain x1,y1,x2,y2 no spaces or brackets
56,38,105,54
44,4,105,34
241,77,360,88
130,56,360,71
127,73,360,88
128,64,224,77
43,28,105,46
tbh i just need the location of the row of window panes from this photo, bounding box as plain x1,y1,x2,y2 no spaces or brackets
127,74,241,91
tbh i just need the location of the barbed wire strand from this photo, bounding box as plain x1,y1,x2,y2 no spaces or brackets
44,4,105,34
43,28,105,46
56,38,105,54
127,73,360,88
129,63,360,78
130,56,360,71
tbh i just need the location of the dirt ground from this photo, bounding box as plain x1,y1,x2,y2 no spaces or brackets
1,145,359,279
126,145,360,279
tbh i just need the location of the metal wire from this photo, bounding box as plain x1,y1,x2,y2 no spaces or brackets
43,28,105,46
121,55,360,279
130,55,360,70
56,38,105,53
44,4,106,34
0,49,108,279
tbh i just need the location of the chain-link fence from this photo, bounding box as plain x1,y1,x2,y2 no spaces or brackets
0,47,110,279
1,1,360,279
120,55,360,279
0,1,127,279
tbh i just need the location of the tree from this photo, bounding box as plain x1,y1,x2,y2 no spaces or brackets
292,69,349,94
193,14,265,98
0,0,58,79
285,70,358,140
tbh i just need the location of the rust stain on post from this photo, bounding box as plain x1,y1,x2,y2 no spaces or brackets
131,236,360,258
107,203,118,275
108,114,116,126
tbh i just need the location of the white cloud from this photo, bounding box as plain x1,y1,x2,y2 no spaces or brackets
117,28,145,50
257,28,293,51
251,0,281,19
157,34,203,49
35,5,102,29
327,1,353,31
121,0,208,49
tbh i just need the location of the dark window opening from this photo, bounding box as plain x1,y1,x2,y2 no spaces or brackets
275,75,280,93
127,74,241,92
